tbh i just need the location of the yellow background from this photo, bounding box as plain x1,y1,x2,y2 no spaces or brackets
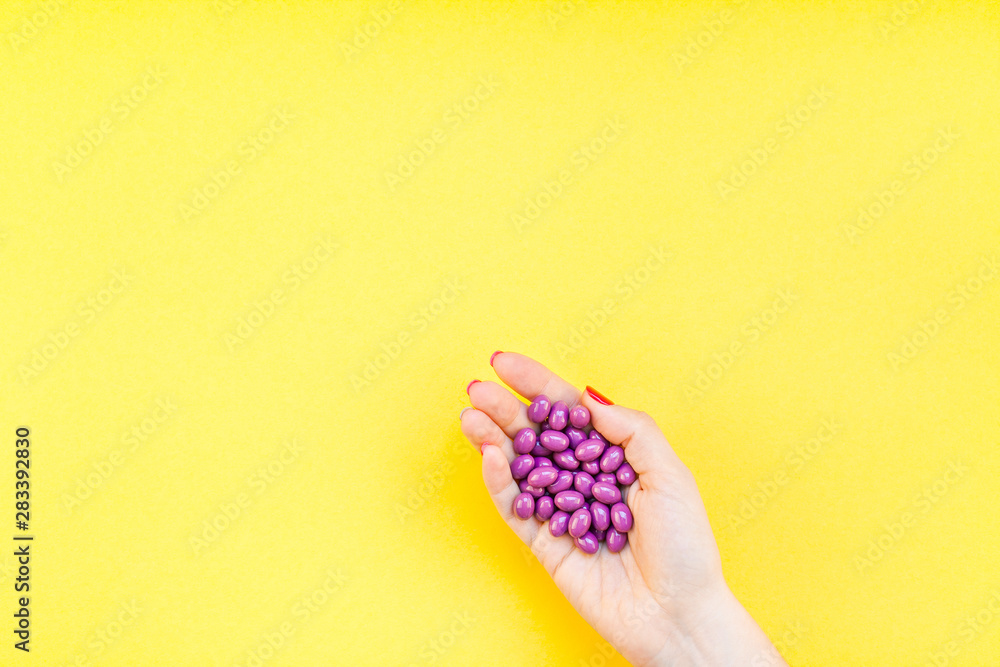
1,1,998,664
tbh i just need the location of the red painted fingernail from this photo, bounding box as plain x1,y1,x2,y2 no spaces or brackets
466,379,480,394
480,441,490,456
489,351,503,366
586,386,614,406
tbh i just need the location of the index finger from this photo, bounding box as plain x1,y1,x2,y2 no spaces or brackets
490,352,582,408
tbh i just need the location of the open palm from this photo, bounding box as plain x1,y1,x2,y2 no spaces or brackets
460,352,785,667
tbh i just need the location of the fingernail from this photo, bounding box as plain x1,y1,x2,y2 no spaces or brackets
586,386,614,406
465,379,480,394
480,441,490,456
489,351,503,366
459,407,472,421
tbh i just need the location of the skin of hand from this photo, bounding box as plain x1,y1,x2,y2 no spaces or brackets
460,352,788,667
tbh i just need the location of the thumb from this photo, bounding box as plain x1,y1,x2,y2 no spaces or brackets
581,387,682,489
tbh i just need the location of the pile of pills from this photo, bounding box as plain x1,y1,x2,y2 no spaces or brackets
511,395,634,554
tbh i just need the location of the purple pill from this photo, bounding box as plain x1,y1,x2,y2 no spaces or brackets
573,471,596,498
535,495,555,521
565,427,588,447
616,462,636,485
610,502,633,532
568,507,592,538
530,443,549,457
511,455,535,480
527,395,552,423
569,405,591,429
519,480,546,498
595,472,617,485
539,430,570,452
591,481,622,504
548,401,569,431
594,528,607,542
606,527,627,553
549,510,570,537
552,449,580,471
590,501,611,531
527,467,558,488
513,428,537,455
554,490,586,512
574,531,600,554
581,460,601,475
600,445,625,473
549,469,574,493
533,456,554,468
589,430,609,445
575,438,606,462
513,493,534,519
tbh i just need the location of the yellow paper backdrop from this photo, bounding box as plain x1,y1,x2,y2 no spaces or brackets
1,1,998,665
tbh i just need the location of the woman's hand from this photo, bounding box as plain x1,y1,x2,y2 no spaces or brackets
460,352,787,667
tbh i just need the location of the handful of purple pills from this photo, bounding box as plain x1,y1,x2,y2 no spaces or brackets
512,395,635,554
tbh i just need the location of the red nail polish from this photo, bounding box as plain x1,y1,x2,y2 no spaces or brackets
586,386,614,406
480,441,490,456
489,351,503,366
466,379,480,394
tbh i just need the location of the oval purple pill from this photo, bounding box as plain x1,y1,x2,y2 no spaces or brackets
574,531,600,554
520,481,546,498
530,443,548,457
568,507,592,538
513,493,534,519
591,481,622,505
554,490,586,512
527,395,552,423
575,438,606,462
565,427,588,447
548,401,569,431
573,471,596,498
581,460,601,475
595,472,617,485
511,455,535,480
610,502,633,532
552,449,580,471
535,495,555,521
606,527,627,553
616,462,636,485
549,469,574,493
569,405,591,429
549,510,570,537
513,428,537,455
539,430,570,452
594,528,607,542
590,501,611,531
533,456,554,468
600,445,625,473
527,467,558,488
589,430,609,445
